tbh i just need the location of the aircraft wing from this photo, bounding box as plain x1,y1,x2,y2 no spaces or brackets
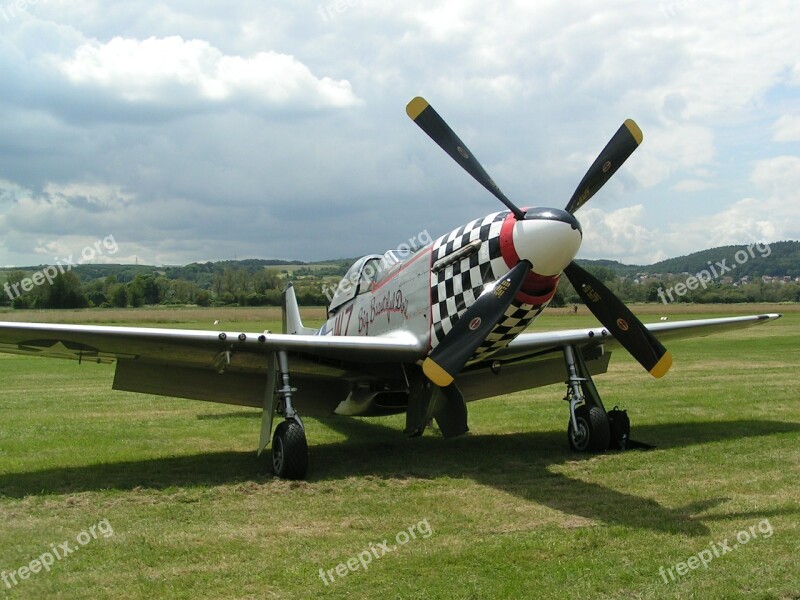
453,313,782,402
0,314,777,369
0,313,781,408
0,321,424,367
490,313,782,362
0,321,425,410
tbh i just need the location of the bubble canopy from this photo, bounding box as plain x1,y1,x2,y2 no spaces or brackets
327,247,424,314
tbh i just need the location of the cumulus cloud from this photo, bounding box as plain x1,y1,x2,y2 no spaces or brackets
628,125,716,189
0,180,134,234
52,35,361,110
39,182,135,210
579,156,800,263
750,155,800,199
580,205,659,263
0,1,797,267
672,179,714,193
773,115,800,142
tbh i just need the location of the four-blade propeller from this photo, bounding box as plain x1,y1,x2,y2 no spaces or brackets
406,97,526,219
423,260,532,387
406,96,671,388
564,262,672,377
564,119,643,215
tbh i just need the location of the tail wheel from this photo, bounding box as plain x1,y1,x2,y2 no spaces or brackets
272,420,308,480
568,405,610,452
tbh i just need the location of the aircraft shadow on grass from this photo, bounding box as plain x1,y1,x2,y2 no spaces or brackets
1,417,797,537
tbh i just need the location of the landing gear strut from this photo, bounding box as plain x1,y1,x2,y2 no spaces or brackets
271,350,308,479
563,345,610,452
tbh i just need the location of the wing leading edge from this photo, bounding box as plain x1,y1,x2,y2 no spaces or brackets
450,313,782,403
0,321,426,412
0,321,424,370
488,313,782,362
0,313,781,408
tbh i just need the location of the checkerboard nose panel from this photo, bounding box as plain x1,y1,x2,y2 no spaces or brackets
470,299,545,361
429,211,547,359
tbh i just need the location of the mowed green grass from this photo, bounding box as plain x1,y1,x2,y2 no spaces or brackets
0,304,798,599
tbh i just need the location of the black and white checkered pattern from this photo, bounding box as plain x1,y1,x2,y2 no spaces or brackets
470,300,545,361
430,211,506,348
429,210,548,361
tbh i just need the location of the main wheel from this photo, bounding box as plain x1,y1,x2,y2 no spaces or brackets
567,405,610,452
272,420,308,480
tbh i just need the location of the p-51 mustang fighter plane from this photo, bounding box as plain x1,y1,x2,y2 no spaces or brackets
0,97,781,479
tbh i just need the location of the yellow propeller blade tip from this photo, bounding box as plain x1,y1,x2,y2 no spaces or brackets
649,350,672,379
624,119,644,145
406,96,429,120
422,357,454,387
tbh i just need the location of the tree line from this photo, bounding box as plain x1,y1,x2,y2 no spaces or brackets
0,266,332,309
552,265,800,307
1,252,797,311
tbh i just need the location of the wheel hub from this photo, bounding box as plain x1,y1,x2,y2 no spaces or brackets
272,437,284,472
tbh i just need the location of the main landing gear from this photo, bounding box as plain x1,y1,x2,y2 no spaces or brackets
270,350,308,479
562,345,629,453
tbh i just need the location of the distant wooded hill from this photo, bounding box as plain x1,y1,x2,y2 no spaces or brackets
575,240,800,279
1,241,797,309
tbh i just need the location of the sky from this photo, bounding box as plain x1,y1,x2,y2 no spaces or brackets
0,0,798,267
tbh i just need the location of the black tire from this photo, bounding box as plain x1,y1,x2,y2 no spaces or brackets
568,405,610,452
607,407,631,450
272,420,308,480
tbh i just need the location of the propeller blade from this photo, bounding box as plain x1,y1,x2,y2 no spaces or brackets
564,262,672,378
406,96,526,219
565,119,643,214
433,383,469,438
423,260,531,387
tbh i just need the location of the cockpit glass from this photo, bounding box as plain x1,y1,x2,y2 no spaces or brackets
328,244,428,313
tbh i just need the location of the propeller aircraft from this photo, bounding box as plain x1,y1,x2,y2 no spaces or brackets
0,97,781,479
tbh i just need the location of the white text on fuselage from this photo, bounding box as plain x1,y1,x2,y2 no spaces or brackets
358,290,409,334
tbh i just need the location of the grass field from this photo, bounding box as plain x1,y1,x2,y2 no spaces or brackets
0,304,798,599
